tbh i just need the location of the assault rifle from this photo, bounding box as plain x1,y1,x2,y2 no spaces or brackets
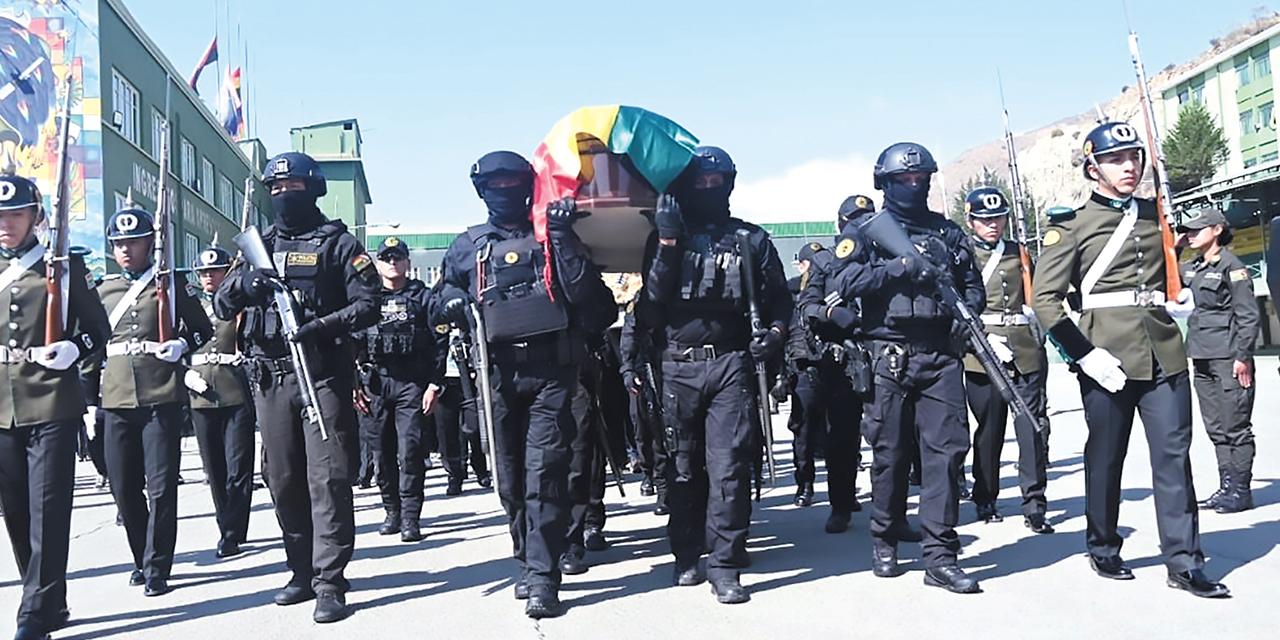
155,123,174,341
45,74,74,344
466,299,501,497
734,229,777,485
998,73,1044,341
234,225,328,439
856,211,1041,432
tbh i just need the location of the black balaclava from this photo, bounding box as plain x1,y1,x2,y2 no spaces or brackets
672,174,731,228
882,175,931,216
272,191,325,236
482,179,533,227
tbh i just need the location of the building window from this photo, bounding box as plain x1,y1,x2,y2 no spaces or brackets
1257,54,1272,79
1244,157,1258,168
1178,88,1190,105
1262,151,1279,164
233,188,244,222
111,70,139,145
150,110,168,161
185,232,200,271
113,191,128,213
1262,102,1275,130
218,175,233,215
201,158,213,201
1238,58,1252,86
1192,84,1204,103
180,139,196,188
1241,109,1254,134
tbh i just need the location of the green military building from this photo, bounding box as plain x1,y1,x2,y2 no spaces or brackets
290,119,372,245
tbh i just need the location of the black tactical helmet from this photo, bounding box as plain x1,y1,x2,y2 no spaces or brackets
263,152,327,197
469,150,534,197
873,142,937,189
1082,121,1145,180
192,246,233,271
0,175,41,212
964,186,1010,218
106,208,156,240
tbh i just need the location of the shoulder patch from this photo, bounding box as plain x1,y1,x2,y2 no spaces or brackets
1042,229,1062,247
835,237,856,259
1230,268,1249,282
352,254,373,272
1045,205,1077,222
435,323,451,335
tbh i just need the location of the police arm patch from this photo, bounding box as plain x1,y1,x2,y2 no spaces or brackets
1230,268,1249,282
1043,229,1062,247
835,238,856,259
352,254,373,272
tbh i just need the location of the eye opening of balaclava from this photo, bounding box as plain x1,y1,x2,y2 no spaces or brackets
670,167,733,227
880,173,932,215
271,189,323,235
479,172,534,225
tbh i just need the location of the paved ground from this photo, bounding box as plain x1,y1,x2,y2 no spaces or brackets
3,362,1278,639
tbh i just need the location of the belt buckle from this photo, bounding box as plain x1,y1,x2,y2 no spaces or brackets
127,341,145,356
1135,290,1155,307
702,345,716,360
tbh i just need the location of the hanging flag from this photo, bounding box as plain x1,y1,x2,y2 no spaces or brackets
216,67,243,139
188,37,218,92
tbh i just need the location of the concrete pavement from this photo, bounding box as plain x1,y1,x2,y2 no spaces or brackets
3,362,1278,639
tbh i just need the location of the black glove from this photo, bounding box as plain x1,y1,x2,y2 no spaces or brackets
291,316,333,343
749,327,784,362
439,296,469,326
827,306,859,330
546,198,581,235
886,256,936,285
654,194,683,239
770,376,791,403
244,266,278,303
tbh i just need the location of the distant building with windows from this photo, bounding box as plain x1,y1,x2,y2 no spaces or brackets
0,0,269,276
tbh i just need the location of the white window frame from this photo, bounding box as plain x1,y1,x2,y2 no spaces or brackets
201,158,214,202
111,70,140,146
180,138,196,188
150,109,167,160
218,174,234,216
185,232,200,273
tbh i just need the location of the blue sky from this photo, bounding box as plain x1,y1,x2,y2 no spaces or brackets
125,0,1274,229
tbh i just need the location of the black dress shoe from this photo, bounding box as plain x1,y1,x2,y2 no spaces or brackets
824,510,852,534
400,520,423,542
378,512,401,536
50,607,70,631
673,562,703,586
1089,555,1134,580
654,499,670,516
924,565,980,594
976,503,1003,523
793,482,814,507
583,527,608,552
709,577,749,604
12,624,49,640
128,569,145,587
143,577,171,597
513,576,530,600
445,479,463,496
477,474,493,489
559,550,588,576
1024,513,1055,534
640,475,655,497
1167,569,1230,598
216,539,243,558
313,590,349,623
524,585,563,619
274,581,316,606
871,540,905,578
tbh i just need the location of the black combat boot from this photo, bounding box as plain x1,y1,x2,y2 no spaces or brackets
793,482,814,507
379,510,401,535
401,516,423,542
1198,466,1228,510
871,539,904,578
1214,466,1254,513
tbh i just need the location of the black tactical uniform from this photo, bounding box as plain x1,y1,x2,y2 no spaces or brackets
632,146,791,605
187,246,256,559
620,303,669,514
214,152,379,622
1032,122,1228,598
354,238,444,542
827,143,984,593
0,177,110,639
784,268,824,508
1177,208,1259,513
98,208,213,597
960,187,1052,531
432,324,490,493
434,151,613,619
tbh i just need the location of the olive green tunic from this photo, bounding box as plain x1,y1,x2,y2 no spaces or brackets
188,294,249,409
964,240,1045,376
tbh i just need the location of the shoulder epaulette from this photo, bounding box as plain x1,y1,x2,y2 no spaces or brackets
1045,205,1077,223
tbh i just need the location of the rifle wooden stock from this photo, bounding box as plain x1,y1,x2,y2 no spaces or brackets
1128,31,1182,298
45,75,74,345
155,123,173,342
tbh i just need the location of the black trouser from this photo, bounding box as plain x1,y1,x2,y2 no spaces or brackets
789,363,824,486
964,368,1049,516
864,348,968,567
1192,358,1256,473
192,404,256,545
818,356,863,513
364,373,426,520
661,351,754,581
0,420,77,632
254,367,357,593
489,358,575,589
1079,370,1202,572
632,380,668,500
103,403,184,581
567,381,607,548
435,377,488,483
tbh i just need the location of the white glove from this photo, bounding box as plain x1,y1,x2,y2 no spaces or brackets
84,406,97,440
1164,288,1195,319
156,339,188,363
1078,348,1127,393
184,369,209,394
986,334,1014,363
31,341,79,371
1022,304,1037,322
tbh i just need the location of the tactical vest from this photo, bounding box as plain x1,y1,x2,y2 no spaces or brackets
244,224,343,355
367,283,425,359
674,228,745,312
472,228,568,343
873,222,956,328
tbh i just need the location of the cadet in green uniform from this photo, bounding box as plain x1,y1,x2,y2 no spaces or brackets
960,187,1052,533
187,246,256,558
98,207,212,598
0,176,110,640
1031,121,1228,598
1176,208,1259,514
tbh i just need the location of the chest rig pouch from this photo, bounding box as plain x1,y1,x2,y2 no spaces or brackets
478,234,569,343
884,227,949,326
368,292,418,356
677,230,745,310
